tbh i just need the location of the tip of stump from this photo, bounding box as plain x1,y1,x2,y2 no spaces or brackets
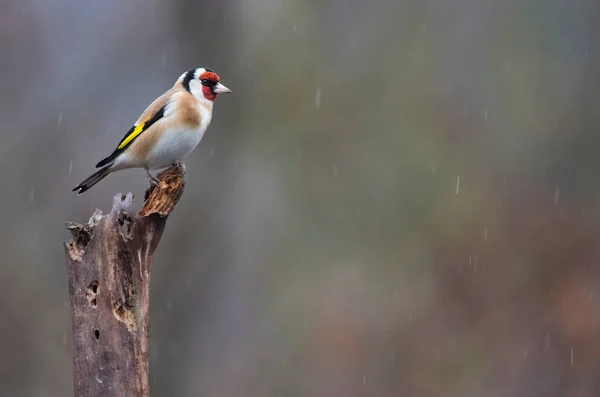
138,164,185,218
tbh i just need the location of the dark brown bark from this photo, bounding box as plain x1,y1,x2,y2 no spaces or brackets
64,164,185,397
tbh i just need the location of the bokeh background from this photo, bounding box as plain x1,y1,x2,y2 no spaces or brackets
2,0,600,396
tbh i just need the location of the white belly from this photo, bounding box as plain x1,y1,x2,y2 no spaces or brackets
145,127,204,169
145,103,212,169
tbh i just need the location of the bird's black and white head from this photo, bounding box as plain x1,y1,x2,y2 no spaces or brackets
178,67,232,102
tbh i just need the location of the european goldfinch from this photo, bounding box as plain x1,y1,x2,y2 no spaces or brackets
72,67,232,194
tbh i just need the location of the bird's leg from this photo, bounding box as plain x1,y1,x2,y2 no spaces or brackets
175,161,186,176
145,167,160,186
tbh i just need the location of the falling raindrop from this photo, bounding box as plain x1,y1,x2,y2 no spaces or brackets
571,347,574,366
332,165,338,177
57,111,64,130
315,88,322,109
292,23,296,31
483,227,488,240
29,187,35,203
523,349,528,360
69,160,73,175
455,177,460,195
363,373,367,386
554,189,560,205
484,110,488,122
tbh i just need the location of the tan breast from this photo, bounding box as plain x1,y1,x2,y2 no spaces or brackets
125,91,209,164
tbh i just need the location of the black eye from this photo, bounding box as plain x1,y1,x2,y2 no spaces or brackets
201,79,209,86
201,79,216,87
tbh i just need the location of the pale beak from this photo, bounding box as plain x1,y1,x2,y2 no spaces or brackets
213,82,233,94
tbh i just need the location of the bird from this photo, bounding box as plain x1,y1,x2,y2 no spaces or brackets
72,67,232,194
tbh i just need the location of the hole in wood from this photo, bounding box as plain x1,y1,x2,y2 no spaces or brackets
94,329,100,340
117,214,133,238
86,280,99,308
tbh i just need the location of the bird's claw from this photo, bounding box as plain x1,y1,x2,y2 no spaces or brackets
149,176,161,186
175,161,186,176
145,168,161,186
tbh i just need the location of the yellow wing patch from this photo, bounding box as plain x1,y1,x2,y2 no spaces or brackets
117,119,148,150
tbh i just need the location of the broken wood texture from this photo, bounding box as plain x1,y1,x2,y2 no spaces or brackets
64,164,185,397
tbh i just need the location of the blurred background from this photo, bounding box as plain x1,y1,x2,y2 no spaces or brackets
1,0,600,396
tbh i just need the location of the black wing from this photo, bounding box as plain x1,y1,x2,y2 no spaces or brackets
95,105,166,168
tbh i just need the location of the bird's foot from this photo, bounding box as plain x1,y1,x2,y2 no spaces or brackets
145,167,161,186
175,161,186,176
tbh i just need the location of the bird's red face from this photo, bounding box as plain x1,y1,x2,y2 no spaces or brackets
199,69,232,101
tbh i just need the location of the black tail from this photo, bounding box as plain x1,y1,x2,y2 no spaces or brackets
95,151,118,168
72,165,112,194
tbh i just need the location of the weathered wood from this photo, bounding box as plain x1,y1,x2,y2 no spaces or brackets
139,163,186,217
64,164,185,397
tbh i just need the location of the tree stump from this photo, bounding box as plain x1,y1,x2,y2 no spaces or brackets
64,164,185,397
